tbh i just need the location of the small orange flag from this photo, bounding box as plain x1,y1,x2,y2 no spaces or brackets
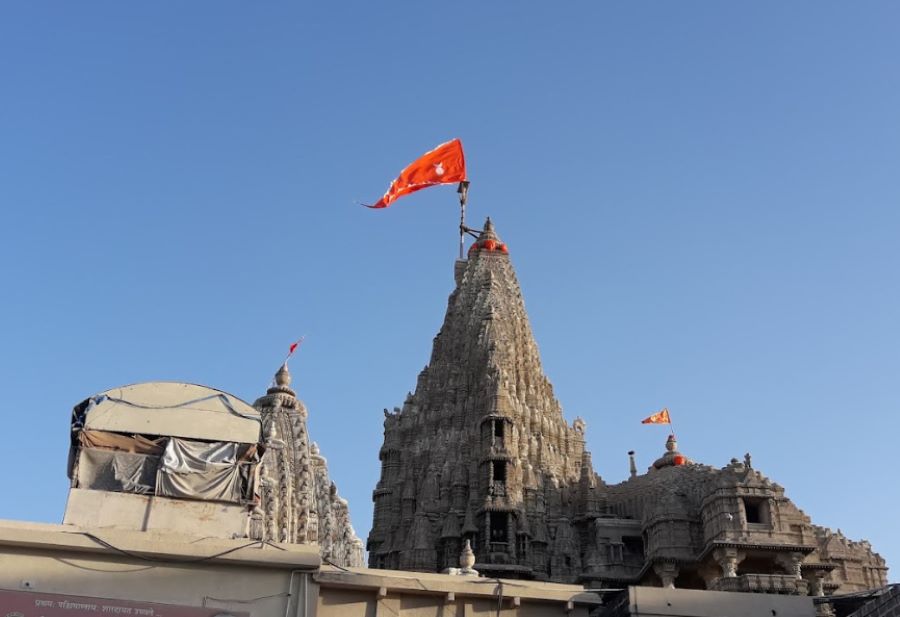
366,139,467,209
641,408,671,425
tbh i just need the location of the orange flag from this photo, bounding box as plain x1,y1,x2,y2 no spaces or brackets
641,408,671,425
366,139,467,209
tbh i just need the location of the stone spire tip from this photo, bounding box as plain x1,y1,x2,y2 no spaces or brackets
275,363,292,387
467,216,509,255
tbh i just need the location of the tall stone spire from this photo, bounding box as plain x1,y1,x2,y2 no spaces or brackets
253,363,364,567
368,218,594,578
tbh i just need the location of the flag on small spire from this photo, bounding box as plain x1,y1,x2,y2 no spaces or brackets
641,408,671,425
366,139,467,209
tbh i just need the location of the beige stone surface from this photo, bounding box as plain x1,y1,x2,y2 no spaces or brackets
0,519,318,617
62,488,249,538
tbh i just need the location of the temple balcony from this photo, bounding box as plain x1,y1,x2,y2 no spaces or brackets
710,574,809,595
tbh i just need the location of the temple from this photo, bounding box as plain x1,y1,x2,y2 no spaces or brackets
65,367,365,568
367,218,887,597
0,217,892,617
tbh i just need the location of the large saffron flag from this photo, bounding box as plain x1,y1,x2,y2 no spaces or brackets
641,408,671,425
366,139,467,209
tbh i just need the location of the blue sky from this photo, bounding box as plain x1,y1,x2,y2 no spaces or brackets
1,3,898,579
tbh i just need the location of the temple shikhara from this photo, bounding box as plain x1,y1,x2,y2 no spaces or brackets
366,218,887,596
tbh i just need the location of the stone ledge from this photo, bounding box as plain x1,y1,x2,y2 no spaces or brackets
316,565,602,605
0,519,320,570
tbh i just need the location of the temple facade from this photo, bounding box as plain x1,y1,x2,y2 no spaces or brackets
367,218,887,597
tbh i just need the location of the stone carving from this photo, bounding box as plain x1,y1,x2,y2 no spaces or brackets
254,364,364,567
654,562,680,589
367,218,888,595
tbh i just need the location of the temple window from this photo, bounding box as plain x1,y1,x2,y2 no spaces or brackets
517,534,528,557
743,497,770,525
492,460,507,484
489,512,508,543
623,535,644,559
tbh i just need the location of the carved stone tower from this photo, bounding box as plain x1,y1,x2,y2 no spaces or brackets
254,363,364,567
367,218,592,578
368,218,888,593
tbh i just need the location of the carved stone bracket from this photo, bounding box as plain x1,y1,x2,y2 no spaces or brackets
653,562,680,589
775,552,804,580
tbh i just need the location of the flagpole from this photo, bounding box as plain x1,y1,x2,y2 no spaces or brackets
283,336,305,366
457,181,470,259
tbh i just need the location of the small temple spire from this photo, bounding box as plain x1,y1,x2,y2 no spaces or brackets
253,356,364,566
266,362,297,398
276,363,291,387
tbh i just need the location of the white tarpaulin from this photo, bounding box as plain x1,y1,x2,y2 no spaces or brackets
155,438,243,503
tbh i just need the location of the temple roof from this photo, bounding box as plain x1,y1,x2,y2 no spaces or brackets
74,382,261,444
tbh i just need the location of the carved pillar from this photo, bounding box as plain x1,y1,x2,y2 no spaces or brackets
654,562,679,589
776,552,804,580
791,554,803,580
713,547,744,578
811,572,826,597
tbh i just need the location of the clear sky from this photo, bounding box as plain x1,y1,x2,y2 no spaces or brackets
1,2,898,579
